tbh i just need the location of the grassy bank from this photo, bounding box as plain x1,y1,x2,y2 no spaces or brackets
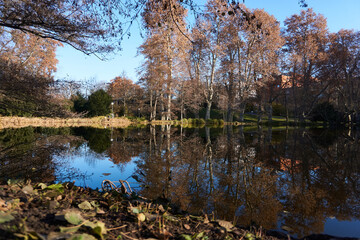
0,115,322,130
150,119,248,128
0,117,135,129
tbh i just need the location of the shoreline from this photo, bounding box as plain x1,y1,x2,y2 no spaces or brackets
0,116,324,130
0,116,135,129
0,117,249,129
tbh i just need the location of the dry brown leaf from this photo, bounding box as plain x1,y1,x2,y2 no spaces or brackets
217,220,234,231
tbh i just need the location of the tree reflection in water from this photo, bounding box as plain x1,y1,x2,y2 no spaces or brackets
0,127,84,182
0,126,359,237
130,126,360,238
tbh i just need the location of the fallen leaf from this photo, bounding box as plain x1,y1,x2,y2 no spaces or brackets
78,201,93,210
130,207,140,214
64,210,85,225
137,213,146,222
85,221,107,238
22,185,34,195
90,201,99,208
158,205,165,212
48,200,59,209
193,232,205,239
37,183,47,190
47,232,72,240
245,232,255,240
0,212,14,223
68,233,97,240
184,224,190,230
180,234,192,240
45,184,64,193
96,208,105,214
60,225,81,233
217,220,233,231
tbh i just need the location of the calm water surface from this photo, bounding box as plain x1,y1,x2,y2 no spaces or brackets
1,126,359,238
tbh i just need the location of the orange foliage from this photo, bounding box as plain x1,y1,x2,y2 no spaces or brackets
0,28,62,78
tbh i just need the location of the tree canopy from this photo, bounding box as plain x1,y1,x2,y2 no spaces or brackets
0,0,126,57
0,0,309,57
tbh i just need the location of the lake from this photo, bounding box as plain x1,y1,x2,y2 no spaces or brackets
0,125,359,238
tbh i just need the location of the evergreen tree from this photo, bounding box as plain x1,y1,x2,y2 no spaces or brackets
87,89,112,117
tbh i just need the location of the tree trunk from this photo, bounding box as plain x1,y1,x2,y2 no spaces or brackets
160,93,165,121
239,101,246,122
205,101,212,120
166,86,172,121
227,104,233,122
205,127,214,193
180,99,184,120
285,94,289,124
268,102,273,125
150,92,153,121
123,99,126,117
195,110,199,119
257,103,263,125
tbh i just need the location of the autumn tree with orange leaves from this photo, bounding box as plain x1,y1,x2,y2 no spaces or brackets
326,29,360,125
219,4,283,122
195,0,228,120
282,9,330,123
139,0,189,121
108,74,143,117
0,28,63,116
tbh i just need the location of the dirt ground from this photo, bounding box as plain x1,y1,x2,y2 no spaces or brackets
0,181,356,240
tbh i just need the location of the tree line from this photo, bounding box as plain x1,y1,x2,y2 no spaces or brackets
1,0,359,126
107,0,360,126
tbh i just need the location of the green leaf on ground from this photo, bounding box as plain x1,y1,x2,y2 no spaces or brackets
45,184,64,193
245,233,255,240
47,232,72,240
59,225,81,233
64,211,85,225
37,183,47,190
0,212,14,223
85,221,107,237
78,201,93,210
193,232,205,239
67,233,97,240
180,234,192,240
131,207,140,214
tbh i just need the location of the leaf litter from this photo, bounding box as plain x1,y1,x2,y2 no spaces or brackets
0,179,341,240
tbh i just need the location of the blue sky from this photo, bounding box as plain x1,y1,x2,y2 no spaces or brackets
54,0,360,84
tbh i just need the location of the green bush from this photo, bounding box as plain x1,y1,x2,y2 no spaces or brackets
198,118,206,125
272,103,286,116
245,103,255,113
181,118,188,125
72,92,87,113
87,89,112,117
206,119,218,126
311,102,343,124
